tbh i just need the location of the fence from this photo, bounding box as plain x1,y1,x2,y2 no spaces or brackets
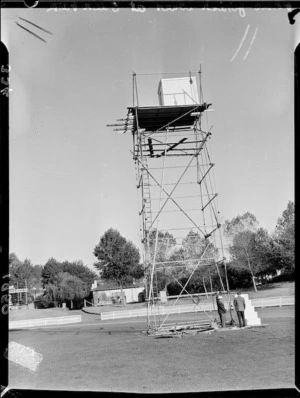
9,315,82,329
251,296,294,308
100,296,294,320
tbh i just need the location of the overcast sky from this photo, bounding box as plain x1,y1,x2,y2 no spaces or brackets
2,7,294,270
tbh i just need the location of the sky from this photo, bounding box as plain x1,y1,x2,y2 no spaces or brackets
2,7,294,271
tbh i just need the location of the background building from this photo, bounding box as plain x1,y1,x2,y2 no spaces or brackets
91,280,145,305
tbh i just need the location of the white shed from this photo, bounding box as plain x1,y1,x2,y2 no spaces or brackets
92,281,145,305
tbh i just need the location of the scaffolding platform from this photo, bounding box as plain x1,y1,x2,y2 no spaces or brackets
126,103,211,133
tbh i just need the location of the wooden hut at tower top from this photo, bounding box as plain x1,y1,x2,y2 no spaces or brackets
157,77,199,106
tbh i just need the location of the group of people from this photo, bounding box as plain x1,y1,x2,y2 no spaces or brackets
216,291,246,328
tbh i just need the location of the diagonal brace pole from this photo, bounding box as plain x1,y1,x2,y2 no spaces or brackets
134,155,205,237
162,264,214,321
160,241,214,327
148,133,211,230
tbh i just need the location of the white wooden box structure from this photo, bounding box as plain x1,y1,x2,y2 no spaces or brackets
240,294,262,326
158,77,199,106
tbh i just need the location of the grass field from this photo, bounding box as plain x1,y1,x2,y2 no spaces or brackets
9,308,72,322
8,305,294,393
247,281,294,298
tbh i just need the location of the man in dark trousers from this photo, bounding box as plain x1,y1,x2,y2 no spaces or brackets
233,292,246,328
216,293,227,328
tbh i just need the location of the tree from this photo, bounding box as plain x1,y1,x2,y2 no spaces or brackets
32,265,43,287
181,231,223,293
226,228,276,292
273,201,295,276
223,212,259,239
146,230,177,295
226,264,253,289
223,213,260,292
250,227,286,281
229,230,259,291
9,253,22,287
93,229,143,306
41,258,96,308
57,272,86,309
275,201,294,237
182,231,207,260
9,254,35,289
148,230,223,298
148,230,177,263
41,258,63,287
43,283,60,305
61,260,97,293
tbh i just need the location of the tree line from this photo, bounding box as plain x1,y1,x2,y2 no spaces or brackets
9,255,97,309
92,201,294,300
9,200,294,307
150,200,295,295
223,201,294,291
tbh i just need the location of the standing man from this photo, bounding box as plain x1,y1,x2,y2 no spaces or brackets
234,292,246,328
216,293,227,328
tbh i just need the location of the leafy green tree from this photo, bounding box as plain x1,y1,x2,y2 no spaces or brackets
182,231,207,260
148,230,177,263
9,253,22,287
146,230,178,295
273,201,295,276
32,264,43,287
148,230,222,298
275,201,294,237
93,229,143,306
166,265,222,296
41,258,96,308
250,228,277,278
9,254,35,289
57,272,86,309
146,230,202,297
226,263,253,289
228,230,258,291
41,258,63,287
61,260,97,292
44,283,60,305
181,231,223,292
223,212,259,239
224,213,261,292
146,230,224,298
9,252,21,266
226,228,275,292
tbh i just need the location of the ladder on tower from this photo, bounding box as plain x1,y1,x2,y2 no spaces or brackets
141,163,152,236
138,132,153,242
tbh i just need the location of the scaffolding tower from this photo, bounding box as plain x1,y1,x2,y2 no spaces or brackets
108,70,232,337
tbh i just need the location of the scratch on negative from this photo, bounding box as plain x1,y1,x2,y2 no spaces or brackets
230,24,250,62
243,27,258,61
5,342,43,372
0,386,10,398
